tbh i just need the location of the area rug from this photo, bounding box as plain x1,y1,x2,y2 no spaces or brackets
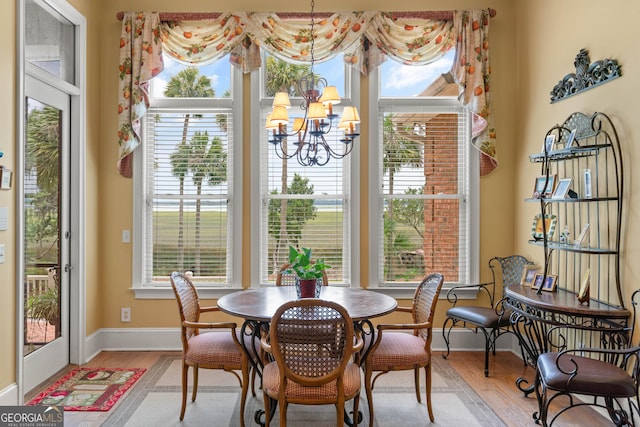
100,354,506,426
27,367,146,411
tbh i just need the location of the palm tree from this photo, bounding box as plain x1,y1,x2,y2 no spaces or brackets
382,114,423,280
169,143,190,270
165,68,214,270
26,106,60,193
265,57,311,273
188,131,227,274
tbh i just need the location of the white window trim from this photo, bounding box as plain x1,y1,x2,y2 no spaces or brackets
131,64,243,299
367,66,479,299
250,60,360,288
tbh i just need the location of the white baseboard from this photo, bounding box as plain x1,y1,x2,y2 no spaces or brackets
87,327,182,354
82,327,519,354
432,327,521,354
0,383,18,406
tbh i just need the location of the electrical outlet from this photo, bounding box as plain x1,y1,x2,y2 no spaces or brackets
121,307,131,322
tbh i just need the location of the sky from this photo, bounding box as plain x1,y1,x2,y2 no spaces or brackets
151,50,455,99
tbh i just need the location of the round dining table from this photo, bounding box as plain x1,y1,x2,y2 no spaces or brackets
217,285,398,322
217,286,397,426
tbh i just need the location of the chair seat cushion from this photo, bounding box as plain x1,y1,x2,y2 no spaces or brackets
369,332,430,371
537,352,636,397
446,306,509,328
262,361,361,401
185,331,243,368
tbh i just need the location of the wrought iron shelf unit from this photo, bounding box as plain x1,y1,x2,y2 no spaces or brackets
506,112,630,396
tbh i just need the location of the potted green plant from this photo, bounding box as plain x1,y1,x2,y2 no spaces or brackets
286,245,331,298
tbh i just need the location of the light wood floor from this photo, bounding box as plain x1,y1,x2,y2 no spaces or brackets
25,350,612,426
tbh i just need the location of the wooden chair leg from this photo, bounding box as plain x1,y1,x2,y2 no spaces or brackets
336,399,345,427
365,365,375,427
180,362,188,420
414,367,421,402
425,365,434,422
191,366,199,402
263,391,272,427
240,361,249,427
352,393,360,427
279,399,288,427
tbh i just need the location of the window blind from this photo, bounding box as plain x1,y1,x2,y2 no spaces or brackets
260,107,351,285
378,104,469,284
143,108,233,286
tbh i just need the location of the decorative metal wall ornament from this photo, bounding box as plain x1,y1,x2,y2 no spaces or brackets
550,48,622,103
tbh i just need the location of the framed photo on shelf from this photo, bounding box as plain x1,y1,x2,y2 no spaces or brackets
574,223,590,246
566,128,577,148
542,274,557,291
521,265,541,287
532,274,545,290
533,174,557,198
531,213,557,240
578,269,590,304
552,178,572,199
543,134,556,153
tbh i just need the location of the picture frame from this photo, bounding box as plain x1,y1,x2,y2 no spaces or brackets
543,134,556,153
531,213,557,240
578,268,590,304
584,168,592,198
565,128,577,148
521,265,541,287
541,274,558,292
532,273,545,290
533,174,557,198
552,178,572,199
0,168,11,190
574,223,590,246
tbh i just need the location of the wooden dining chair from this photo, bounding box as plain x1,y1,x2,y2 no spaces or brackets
260,299,363,427
169,271,249,426
363,273,444,426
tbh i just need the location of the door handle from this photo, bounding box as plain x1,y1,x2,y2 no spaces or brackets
64,264,73,272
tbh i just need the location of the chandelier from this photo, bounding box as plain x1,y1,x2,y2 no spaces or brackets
265,0,360,167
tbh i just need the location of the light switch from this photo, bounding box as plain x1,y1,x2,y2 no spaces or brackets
0,244,5,263
122,230,130,243
0,207,7,231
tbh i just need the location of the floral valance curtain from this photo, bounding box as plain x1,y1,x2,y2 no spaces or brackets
117,10,497,177
451,10,496,175
117,12,164,178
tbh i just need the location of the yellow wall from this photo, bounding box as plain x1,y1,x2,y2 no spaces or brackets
513,0,640,331
19,0,640,392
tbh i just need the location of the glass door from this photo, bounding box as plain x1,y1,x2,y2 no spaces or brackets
23,75,70,392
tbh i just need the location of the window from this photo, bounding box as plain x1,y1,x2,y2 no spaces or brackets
253,54,359,287
369,53,479,290
133,54,242,297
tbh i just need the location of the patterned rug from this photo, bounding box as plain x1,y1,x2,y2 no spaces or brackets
27,368,146,411
101,355,506,426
